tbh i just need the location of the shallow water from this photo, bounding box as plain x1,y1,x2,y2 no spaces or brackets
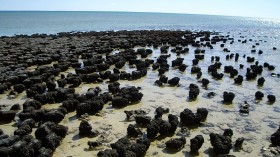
0,11,280,37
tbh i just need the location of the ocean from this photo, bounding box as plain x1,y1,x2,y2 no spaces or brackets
0,11,280,36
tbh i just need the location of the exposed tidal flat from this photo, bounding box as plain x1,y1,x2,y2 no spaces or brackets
0,29,279,157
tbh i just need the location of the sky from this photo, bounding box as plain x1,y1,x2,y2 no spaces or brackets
0,0,279,19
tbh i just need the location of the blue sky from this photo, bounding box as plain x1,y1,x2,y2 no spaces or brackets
0,0,279,19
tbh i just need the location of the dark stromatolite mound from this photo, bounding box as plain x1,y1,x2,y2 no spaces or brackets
271,126,280,146
146,115,179,139
124,109,147,121
255,91,264,100
88,141,102,148
223,129,233,137
167,77,180,86
234,75,243,85
234,137,245,149
223,92,235,103
165,137,186,152
108,137,149,157
190,135,204,153
14,124,32,137
201,78,209,87
127,124,142,137
257,77,265,86
155,107,169,118
180,108,208,127
97,149,119,157
209,133,232,155
76,100,104,116
135,115,151,126
79,120,98,137
0,110,17,122
267,95,276,103
112,86,143,108
189,83,200,100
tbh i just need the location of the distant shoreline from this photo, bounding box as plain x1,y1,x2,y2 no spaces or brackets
0,10,275,20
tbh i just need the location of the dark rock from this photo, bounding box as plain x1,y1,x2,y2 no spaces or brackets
210,133,232,155
109,74,120,82
207,92,216,98
234,75,243,85
38,147,53,157
110,137,131,155
112,97,129,108
190,135,204,153
0,147,12,157
267,95,276,103
165,137,186,152
223,92,235,103
271,126,280,146
130,143,147,157
11,140,30,157
135,115,151,126
268,65,275,71
155,107,169,118
168,114,179,133
10,103,21,110
201,78,209,87
192,59,199,65
189,84,200,100
0,110,17,122
79,120,95,136
178,64,187,72
28,139,42,156
136,138,150,151
35,122,68,140
76,100,104,116
247,57,255,63
88,141,102,148
13,84,25,93
211,71,224,79
197,71,202,79
234,137,245,149
159,75,168,83
61,99,79,112
255,91,264,100
154,80,163,86
124,110,147,120
108,82,120,94
14,125,32,136
191,67,201,74
41,109,65,123
196,108,208,121
223,129,233,137
172,58,184,67
46,81,56,91
127,124,142,137
180,109,202,126
168,77,180,86
0,135,20,147
97,149,119,157
257,77,265,86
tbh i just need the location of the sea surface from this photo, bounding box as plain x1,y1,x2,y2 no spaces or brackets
0,11,280,36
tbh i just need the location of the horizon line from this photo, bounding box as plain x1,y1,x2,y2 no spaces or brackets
0,10,278,20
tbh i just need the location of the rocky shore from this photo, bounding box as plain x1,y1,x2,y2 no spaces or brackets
0,30,279,157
